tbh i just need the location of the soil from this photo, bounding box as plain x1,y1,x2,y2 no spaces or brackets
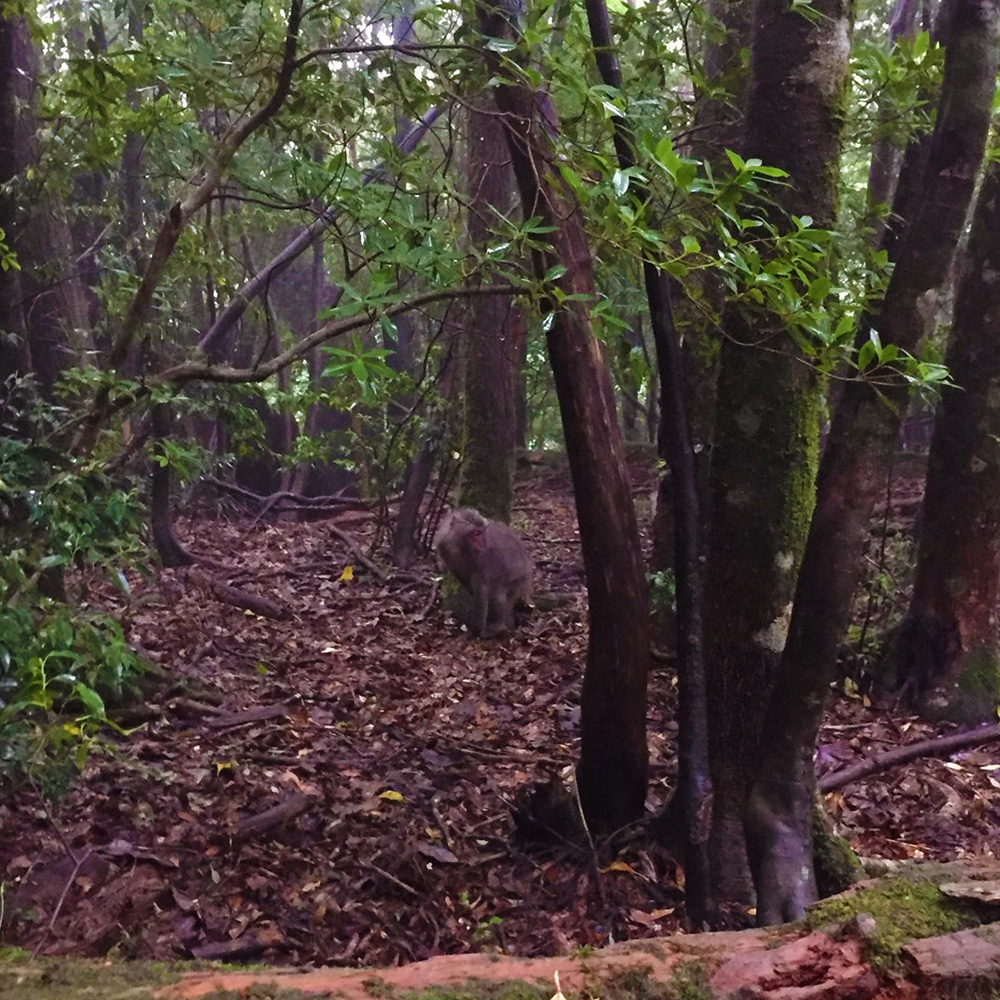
0,452,997,971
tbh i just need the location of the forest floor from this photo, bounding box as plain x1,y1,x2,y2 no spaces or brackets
1,452,998,969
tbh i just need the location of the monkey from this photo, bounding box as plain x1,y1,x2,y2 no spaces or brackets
433,508,533,637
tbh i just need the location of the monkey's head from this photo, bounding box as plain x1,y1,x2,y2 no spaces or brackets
433,508,489,564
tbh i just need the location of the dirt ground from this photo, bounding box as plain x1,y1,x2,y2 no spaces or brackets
1,454,997,967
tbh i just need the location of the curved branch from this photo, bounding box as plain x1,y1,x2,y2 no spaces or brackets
74,0,305,454
198,105,444,361
161,283,517,385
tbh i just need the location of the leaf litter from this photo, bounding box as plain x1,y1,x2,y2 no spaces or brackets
0,458,996,966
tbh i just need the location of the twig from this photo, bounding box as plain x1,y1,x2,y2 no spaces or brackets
37,848,94,952
430,795,455,854
330,524,388,581
415,579,439,620
363,862,420,897
206,701,294,729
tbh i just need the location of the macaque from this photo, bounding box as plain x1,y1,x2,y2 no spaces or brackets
433,508,533,636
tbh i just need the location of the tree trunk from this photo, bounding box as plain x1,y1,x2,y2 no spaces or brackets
457,95,526,524
393,412,444,568
150,403,195,568
864,0,926,244
478,0,650,832
748,0,999,924
2,15,87,395
704,0,853,908
584,0,714,921
894,155,1000,722
0,13,29,380
649,0,748,643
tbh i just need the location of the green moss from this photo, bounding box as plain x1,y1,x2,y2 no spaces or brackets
583,963,712,1000
385,979,550,1000
954,645,1000,719
199,986,329,1000
0,955,179,999
812,800,864,898
805,879,980,970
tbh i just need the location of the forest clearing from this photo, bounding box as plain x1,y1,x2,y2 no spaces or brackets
3,0,1000,995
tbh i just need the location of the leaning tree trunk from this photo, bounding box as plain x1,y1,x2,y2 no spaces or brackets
457,94,527,524
702,0,853,908
894,154,1000,723
748,0,999,925
478,0,650,832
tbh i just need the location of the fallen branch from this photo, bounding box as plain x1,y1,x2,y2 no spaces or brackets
236,792,311,840
206,701,294,729
819,722,1000,792
187,567,290,620
205,476,364,511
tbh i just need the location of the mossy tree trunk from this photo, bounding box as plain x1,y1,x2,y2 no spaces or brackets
478,0,651,832
458,95,526,524
704,0,852,908
894,154,1000,723
748,0,999,924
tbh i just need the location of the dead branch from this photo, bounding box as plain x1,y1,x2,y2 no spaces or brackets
235,792,311,840
819,722,1000,792
191,935,269,962
206,702,294,729
415,579,439,621
205,475,363,510
187,567,290,620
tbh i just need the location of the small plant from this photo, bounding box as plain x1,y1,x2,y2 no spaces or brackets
0,376,146,798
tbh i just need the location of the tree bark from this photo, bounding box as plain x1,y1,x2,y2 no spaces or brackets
458,94,526,523
748,0,999,925
894,154,1000,722
150,403,195,568
704,0,853,908
0,13,29,381
478,0,650,832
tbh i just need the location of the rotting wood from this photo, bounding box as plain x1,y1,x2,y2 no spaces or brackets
205,701,295,729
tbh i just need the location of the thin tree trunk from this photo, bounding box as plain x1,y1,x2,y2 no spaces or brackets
393,412,444,568
894,154,1000,722
478,0,650,832
584,0,713,922
150,403,195,568
748,0,999,924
